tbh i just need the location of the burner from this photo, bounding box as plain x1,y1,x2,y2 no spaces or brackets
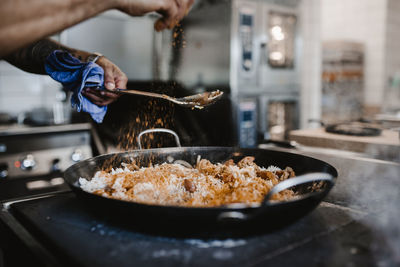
325,122,382,136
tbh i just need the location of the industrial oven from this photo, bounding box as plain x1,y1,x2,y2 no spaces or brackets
158,0,301,147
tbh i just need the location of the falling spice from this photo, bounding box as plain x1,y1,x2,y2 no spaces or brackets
101,23,190,171
172,23,186,49
116,97,175,152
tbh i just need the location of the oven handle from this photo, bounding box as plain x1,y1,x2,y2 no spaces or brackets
137,128,181,149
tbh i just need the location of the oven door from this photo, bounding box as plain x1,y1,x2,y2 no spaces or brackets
259,94,299,141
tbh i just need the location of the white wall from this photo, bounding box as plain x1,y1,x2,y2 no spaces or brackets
320,0,387,107
299,0,322,128
385,0,400,87
65,11,155,80
299,0,399,127
0,61,61,116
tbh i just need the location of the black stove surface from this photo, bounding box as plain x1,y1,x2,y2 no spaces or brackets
0,192,382,267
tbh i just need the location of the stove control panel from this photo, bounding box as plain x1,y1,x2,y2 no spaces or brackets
0,124,93,179
0,146,92,179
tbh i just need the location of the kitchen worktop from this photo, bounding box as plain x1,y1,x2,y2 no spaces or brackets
289,128,399,162
1,147,399,267
290,128,399,146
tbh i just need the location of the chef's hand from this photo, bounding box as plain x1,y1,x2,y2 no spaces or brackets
117,0,194,31
82,57,128,106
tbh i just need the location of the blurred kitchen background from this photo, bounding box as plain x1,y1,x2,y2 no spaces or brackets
0,0,399,198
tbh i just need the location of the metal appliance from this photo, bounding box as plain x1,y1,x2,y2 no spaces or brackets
157,0,301,147
231,0,300,145
237,99,258,147
0,123,94,201
263,98,298,140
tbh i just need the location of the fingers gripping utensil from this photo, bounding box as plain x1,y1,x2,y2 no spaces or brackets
96,87,224,109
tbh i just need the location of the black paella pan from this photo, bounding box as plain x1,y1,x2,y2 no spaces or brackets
64,129,338,235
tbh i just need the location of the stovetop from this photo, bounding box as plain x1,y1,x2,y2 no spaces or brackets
1,147,399,267
1,193,368,267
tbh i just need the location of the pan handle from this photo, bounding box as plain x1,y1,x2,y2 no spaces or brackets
137,128,181,149
261,172,334,205
217,172,334,223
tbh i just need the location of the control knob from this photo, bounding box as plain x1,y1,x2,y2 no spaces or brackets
0,163,8,178
51,158,61,172
71,149,83,162
21,154,36,171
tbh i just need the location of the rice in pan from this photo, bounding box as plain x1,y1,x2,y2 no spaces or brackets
79,156,297,207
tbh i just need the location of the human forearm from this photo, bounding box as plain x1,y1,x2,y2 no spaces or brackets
0,0,117,57
5,37,126,105
0,0,194,58
4,38,91,74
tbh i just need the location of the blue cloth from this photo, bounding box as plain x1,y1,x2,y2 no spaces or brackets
45,50,107,123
